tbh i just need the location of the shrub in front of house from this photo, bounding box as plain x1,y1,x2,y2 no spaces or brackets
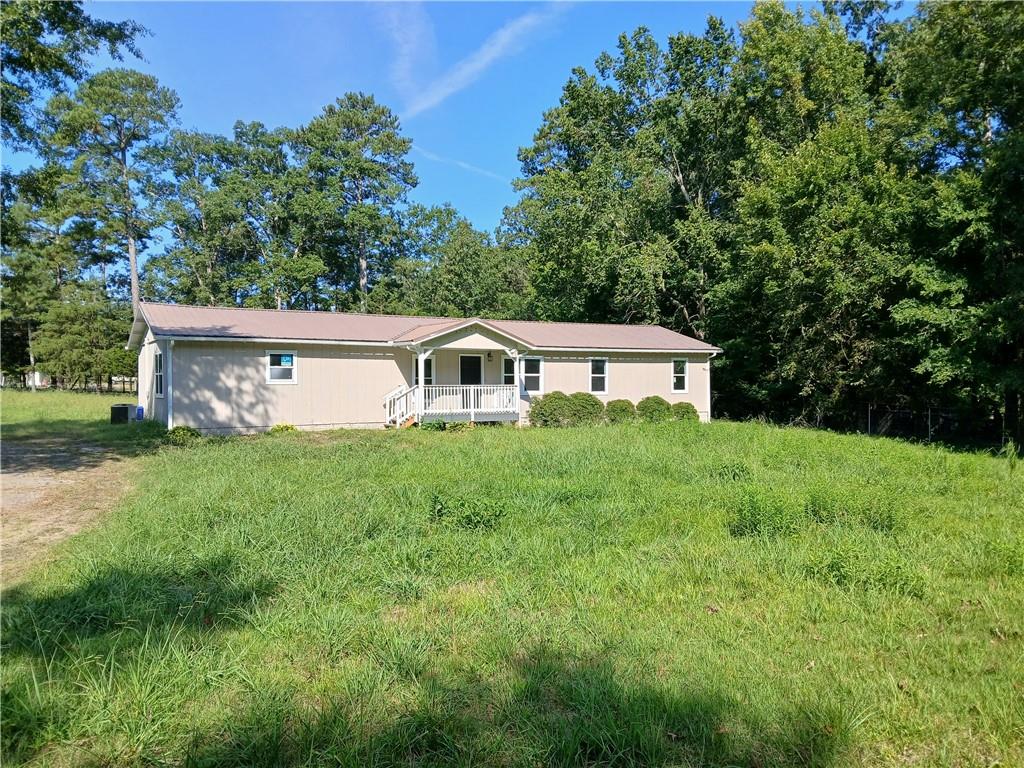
671,401,699,422
568,392,605,425
637,395,672,422
166,425,203,446
529,391,573,427
606,399,636,424
267,423,297,434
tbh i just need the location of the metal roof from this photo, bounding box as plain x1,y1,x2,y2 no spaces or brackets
130,302,722,353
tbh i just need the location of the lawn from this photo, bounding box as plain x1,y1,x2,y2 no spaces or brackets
1,389,165,449
1,393,1022,767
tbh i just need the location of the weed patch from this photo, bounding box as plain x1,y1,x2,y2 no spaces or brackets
805,542,926,598
430,494,506,531
728,486,805,537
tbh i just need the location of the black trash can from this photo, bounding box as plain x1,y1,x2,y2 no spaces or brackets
110,403,133,424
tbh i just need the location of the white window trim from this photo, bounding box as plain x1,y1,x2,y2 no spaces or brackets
267,349,298,385
459,354,484,385
412,356,434,386
154,349,164,399
589,357,608,395
522,356,544,395
672,358,688,393
502,355,517,386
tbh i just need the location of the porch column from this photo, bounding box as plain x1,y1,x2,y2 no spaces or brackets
416,348,430,420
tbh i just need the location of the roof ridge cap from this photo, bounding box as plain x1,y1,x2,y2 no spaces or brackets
141,301,454,323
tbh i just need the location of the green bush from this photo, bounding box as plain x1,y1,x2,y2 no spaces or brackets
166,425,203,446
606,399,636,424
267,423,297,434
568,392,605,425
445,421,474,433
729,486,805,537
420,420,446,431
529,391,573,427
671,401,699,422
636,395,672,422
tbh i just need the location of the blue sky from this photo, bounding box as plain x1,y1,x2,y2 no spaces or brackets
71,1,758,234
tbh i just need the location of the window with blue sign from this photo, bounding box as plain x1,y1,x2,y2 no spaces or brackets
268,351,296,383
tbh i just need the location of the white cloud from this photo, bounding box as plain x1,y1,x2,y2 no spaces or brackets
375,3,437,101
412,144,509,184
398,3,567,120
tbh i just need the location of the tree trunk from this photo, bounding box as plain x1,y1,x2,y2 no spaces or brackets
121,144,141,308
27,322,37,393
128,234,140,308
358,243,368,311
1006,387,1021,445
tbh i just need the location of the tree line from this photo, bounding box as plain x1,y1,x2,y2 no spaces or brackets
1,1,1020,441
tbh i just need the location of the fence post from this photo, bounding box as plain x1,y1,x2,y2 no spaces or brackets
867,403,872,436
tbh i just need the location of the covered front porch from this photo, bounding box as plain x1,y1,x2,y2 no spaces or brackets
383,320,531,427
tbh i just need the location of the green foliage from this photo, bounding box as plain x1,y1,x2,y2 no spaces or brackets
267,423,297,435
805,542,926,598
729,486,805,537
567,392,605,425
32,287,135,385
430,493,505,531
0,0,143,147
165,425,202,446
636,396,671,422
2,401,1022,765
529,392,606,427
605,399,636,424
43,67,180,306
528,391,573,427
671,401,699,422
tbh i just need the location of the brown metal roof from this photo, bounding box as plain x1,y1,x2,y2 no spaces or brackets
135,302,721,352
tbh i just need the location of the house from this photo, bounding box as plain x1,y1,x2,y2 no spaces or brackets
127,302,722,433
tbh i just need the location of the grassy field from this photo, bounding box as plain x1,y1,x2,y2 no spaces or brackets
1,392,1022,767
1,389,165,448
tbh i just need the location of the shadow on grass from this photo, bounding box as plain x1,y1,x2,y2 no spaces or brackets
1,555,276,763
1,554,276,659
0,418,168,474
186,646,848,768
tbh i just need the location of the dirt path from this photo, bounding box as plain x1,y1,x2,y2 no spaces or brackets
1,438,136,584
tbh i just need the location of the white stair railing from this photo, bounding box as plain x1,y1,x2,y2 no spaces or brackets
384,385,417,426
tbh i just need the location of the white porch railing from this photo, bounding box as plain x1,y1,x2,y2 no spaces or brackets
385,384,518,426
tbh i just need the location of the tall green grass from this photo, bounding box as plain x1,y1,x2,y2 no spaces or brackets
1,397,1022,766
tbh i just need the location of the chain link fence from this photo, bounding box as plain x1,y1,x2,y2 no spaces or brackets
863,403,1006,447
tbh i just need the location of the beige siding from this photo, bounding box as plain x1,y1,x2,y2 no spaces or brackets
171,342,406,433
150,328,714,432
532,353,713,421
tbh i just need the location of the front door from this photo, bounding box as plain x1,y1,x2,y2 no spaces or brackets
460,355,483,385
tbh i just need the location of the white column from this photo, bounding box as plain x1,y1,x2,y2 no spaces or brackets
166,340,175,429
416,349,427,420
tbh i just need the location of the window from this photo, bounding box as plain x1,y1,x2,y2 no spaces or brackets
502,357,516,385
154,351,164,398
523,357,542,393
590,358,607,394
413,358,434,385
267,351,297,384
672,359,688,392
